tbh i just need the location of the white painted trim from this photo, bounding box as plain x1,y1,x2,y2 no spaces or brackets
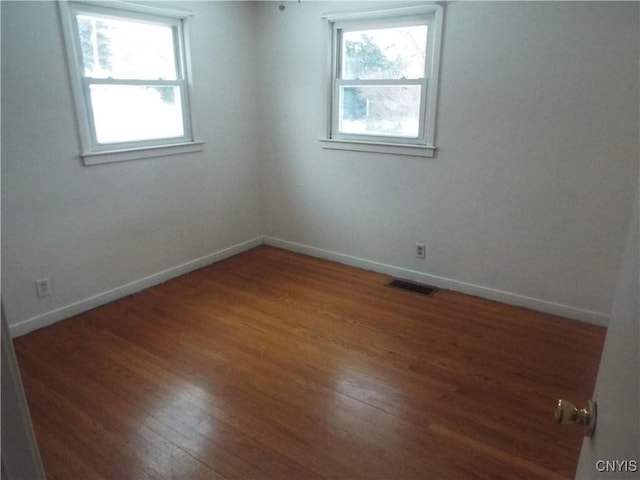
8,236,264,338
1,309,46,479
319,138,435,158
263,236,610,327
322,5,438,23
82,140,205,165
9,234,610,337
324,4,443,149
67,0,194,19
58,1,197,160
425,3,444,149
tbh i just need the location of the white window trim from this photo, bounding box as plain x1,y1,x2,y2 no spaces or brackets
319,138,434,158
59,0,203,165
81,140,205,165
321,4,443,157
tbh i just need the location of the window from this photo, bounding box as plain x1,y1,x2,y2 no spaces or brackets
59,1,202,164
322,5,443,157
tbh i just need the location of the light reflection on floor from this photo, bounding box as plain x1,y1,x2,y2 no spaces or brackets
328,365,408,448
137,379,216,477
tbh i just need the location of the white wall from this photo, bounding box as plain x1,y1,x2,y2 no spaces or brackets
1,1,263,333
575,187,639,478
2,1,639,334
257,1,639,325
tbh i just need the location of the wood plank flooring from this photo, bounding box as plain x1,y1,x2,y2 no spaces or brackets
14,246,606,479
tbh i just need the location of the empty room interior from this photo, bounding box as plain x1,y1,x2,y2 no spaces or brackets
2,1,639,479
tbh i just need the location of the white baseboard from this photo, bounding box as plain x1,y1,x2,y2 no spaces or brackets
264,236,610,327
9,234,609,337
9,236,264,338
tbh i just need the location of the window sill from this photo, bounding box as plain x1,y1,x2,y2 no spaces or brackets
81,141,205,166
319,139,435,158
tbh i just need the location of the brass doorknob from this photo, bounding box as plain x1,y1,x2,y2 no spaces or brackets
555,399,597,437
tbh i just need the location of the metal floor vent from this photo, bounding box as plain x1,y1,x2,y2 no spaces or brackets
387,279,438,297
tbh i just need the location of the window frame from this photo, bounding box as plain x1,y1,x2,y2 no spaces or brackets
59,0,203,165
322,5,443,158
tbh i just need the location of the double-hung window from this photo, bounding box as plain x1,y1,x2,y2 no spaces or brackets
59,1,201,164
323,5,443,157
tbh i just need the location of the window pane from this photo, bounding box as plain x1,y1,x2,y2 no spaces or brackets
339,85,422,138
341,25,427,80
77,14,177,80
90,85,184,144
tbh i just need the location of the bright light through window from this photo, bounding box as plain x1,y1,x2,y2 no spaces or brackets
60,2,195,158
339,85,422,138
326,6,443,151
341,25,427,81
76,15,178,80
336,23,427,141
90,85,184,144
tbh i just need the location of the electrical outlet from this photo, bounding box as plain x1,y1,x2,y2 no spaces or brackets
415,243,426,259
35,278,51,298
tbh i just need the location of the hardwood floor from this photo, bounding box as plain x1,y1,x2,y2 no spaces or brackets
14,246,605,479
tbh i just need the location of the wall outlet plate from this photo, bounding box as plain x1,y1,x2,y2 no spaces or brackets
35,278,51,298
